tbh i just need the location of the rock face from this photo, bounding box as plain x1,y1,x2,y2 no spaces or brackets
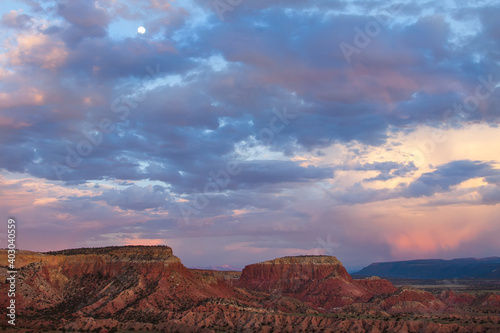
239,256,349,283
378,286,447,314
0,246,262,328
1,247,500,332
354,276,397,295
237,255,396,309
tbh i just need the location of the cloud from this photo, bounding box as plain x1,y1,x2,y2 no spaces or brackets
358,161,417,182
1,10,34,30
57,0,110,46
5,32,68,70
332,182,393,205
479,186,500,205
231,160,334,188
2,0,499,188
97,185,170,211
324,159,500,205
1,0,500,269
404,160,500,198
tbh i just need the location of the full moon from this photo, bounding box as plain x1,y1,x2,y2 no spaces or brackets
137,26,146,34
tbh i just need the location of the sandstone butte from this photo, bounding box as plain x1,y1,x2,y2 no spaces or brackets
0,245,499,332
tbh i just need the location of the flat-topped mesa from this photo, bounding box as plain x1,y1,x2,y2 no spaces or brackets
44,245,178,262
239,255,352,287
0,246,184,278
258,255,343,266
237,255,378,309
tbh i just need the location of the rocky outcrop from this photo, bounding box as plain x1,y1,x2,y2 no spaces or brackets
238,256,350,284
354,276,397,295
237,255,393,309
439,290,476,306
378,286,447,314
57,310,500,333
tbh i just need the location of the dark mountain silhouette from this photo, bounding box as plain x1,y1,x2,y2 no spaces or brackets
356,257,500,279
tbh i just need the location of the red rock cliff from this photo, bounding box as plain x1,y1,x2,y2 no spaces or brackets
237,255,378,308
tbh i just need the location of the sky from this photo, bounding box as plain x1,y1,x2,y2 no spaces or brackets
0,0,499,271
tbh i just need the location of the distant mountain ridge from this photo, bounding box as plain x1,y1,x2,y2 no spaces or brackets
356,257,500,279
